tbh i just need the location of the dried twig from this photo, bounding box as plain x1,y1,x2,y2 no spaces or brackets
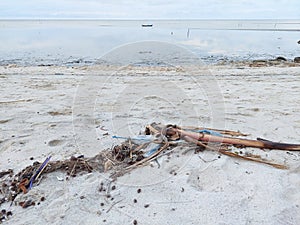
126,141,169,169
181,126,248,136
168,127,300,151
219,149,287,169
106,199,124,213
183,135,287,169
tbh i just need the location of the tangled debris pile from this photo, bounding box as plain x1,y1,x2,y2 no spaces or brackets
1,122,300,223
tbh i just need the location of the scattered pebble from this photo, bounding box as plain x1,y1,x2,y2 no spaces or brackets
99,182,104,192
0,208,12,223
144,204,150,208
56,176,64,181
19,200,35,208
137,188,141,193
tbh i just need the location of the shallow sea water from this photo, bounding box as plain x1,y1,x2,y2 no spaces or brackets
0,19,299,66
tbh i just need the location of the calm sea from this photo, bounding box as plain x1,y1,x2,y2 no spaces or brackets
0,19,299,66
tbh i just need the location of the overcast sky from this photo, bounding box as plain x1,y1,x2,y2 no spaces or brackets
0,0,299,19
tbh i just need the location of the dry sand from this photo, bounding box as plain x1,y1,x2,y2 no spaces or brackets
0,63,300,225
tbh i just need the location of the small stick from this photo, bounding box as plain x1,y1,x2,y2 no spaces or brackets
183,136,287,169
146,124,160,134
70,162,77,177
126,141,169,169
132,143,147,153
0,99,33,104
183,136,222,152
35,158,51,181
219,149,287,169
181,126,248,136
28,156,51,190
106,199,123,213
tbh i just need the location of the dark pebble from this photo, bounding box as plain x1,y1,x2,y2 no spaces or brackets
133,199,137,203
29,157,34,160
100,203,104,206
133,219,138,225
144,204,150,208
6,211,12,217
111,185,116,190
0,198,5,204
40,197,45,201
137,188,141,193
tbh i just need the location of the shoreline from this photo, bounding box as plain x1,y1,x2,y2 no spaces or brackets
0,58,300,77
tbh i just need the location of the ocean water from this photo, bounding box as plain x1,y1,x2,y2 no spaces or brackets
0,19,299,66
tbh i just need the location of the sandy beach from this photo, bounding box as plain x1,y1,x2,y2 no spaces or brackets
1,62,300,225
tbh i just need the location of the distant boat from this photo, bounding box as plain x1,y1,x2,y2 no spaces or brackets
141,24,153,27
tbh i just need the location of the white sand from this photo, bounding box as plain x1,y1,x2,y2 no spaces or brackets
0,64,300,224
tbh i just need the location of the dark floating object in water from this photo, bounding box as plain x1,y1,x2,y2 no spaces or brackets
275,56,287,61
141,24,153,27
294,57,300,63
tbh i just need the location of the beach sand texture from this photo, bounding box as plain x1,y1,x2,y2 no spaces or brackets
0,64,300,224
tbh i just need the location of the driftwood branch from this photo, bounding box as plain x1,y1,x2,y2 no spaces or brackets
167,127,300,151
